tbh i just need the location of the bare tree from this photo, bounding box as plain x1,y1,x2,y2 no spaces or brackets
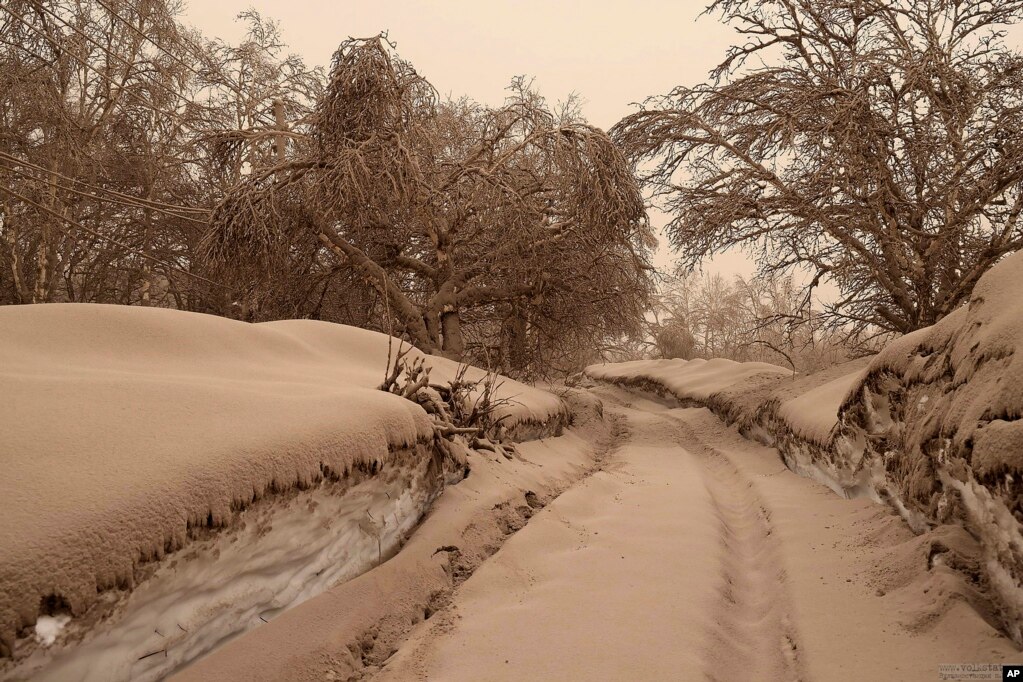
1,13,650,375
0,2,328,313
614,0,1023,335
204,36,654,370
0,0,221,307
647,272,856,371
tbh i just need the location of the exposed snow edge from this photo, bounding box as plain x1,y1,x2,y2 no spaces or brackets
1,405,569,681
0,304,571,669
170,389,609,682
2,441,457,681
503,406,569,441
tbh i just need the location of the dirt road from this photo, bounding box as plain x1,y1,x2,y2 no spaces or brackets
374,386,1018,681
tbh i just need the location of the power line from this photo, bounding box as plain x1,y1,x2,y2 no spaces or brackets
0,158,209,225
0,150,210,221
1,5,200,127
27,1,209,114
0,182,229,289
93,0,248,103
93,0,205,82
0,149,210,214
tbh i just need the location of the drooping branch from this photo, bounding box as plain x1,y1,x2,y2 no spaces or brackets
315,227,435,350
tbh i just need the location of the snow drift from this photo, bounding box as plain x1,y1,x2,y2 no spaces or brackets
585,357,790,403
0,304,564,680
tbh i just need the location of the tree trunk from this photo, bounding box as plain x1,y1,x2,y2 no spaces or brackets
504,308,528,375
140,205,153,306
2,210,30,303
440,307,464,359
33,167,64,304
32,227,56,303
273,99,287,163
425,311,441,348
316,229,437,353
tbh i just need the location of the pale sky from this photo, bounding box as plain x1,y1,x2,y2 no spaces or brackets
179,1,759,279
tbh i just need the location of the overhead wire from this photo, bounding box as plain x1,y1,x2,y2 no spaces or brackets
0,161,208,225
93,0,207,83
0,3,263,292
0,182,229,289
0,4,202,128
0,150,210,223
26,0,210,114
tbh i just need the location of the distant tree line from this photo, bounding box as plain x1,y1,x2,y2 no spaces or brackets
644,272,857,373
0,1,654,377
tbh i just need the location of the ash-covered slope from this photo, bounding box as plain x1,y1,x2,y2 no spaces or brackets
835,250,1023,641
0,304,564,680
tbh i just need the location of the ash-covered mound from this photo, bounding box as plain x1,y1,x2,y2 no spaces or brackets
836,250,1023,642
0,304,564,680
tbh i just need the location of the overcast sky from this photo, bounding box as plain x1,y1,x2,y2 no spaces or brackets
179,1,763,278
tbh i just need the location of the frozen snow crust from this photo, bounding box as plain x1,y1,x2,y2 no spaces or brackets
586,253,1023,644
0,304,564,670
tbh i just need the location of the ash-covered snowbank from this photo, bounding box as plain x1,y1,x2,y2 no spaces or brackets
0,304,564,680
832,250,1023,642
583,356,872,495
584,250,1023,642
171,387,611,682
6,446,448,682
585,357,790,403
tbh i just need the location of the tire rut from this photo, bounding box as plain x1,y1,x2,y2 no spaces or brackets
665,410,805,682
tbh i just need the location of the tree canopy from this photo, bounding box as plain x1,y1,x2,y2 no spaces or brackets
614,0,1023,335
1,4,654,376
205,36,655,373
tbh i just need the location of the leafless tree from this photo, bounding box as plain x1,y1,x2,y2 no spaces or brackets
0,0,222,306
1,11,651,376
614,0,1023,335
647,272,857,372
204,36,655,371
0,2,325,313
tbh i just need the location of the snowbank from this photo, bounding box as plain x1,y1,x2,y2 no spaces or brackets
585,357,789,402
777,366,868,446
833,250,1023,642
172,389,610,682
0,304,564,678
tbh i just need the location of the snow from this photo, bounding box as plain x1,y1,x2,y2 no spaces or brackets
261,318,565,428
585,357,789,402
10,469,441,681
426,353,565,428
777,368,867,446
207,386,1021,682
34,617,70,648
833,249,1023,641
0,303,563,672
173,389,609,682
581,283,1023,642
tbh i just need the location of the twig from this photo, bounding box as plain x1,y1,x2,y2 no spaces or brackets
138,649,167,661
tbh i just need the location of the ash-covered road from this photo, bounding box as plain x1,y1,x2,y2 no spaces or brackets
373,385,1017,682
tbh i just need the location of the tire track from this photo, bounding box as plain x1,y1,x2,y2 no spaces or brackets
664,410,805,682
591,384,805,680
